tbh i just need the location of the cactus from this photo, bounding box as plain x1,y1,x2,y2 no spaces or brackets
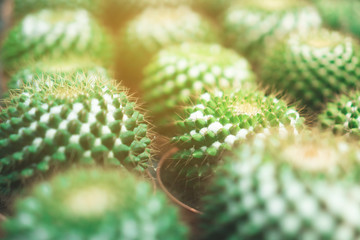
3,168,188,240
1,9,114,73
6,58,111,94
201,133,360,240
261,29,360,112
319,92,360,139
222,0,321,62
170,90,303,180
143,42,255,133
315,0,360,38
0,76,151,196
117,6,219,88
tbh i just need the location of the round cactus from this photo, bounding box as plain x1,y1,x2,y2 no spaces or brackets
1,9,114,73
261,29,360,112
143,42,255,133
319,91,360,139
13,0,104,20
201,133,360,240
167,90,303,186
117,6,219,88
0,76,151,196
222,0,321,62
3,168,188,240
315,0,360,38
6,59,111,94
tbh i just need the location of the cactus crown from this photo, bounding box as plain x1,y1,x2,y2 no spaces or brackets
3,168,188,240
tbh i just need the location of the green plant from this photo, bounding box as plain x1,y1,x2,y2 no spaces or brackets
201,133,360,239
191,0,232,18
117,6,219,88
0,76,151,196
3,168,188,240
261,29,360,112
222,0,321,62
1,9,114,73
319,92,360,139
143,42,255,133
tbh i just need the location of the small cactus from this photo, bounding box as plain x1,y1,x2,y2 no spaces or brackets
222,0,321,62
3,168,188,240
162,90,303,204
0,76,151,196
319,92,360,139
1,9,114,73
143,42,255,133
261,29,360,112
201,133,360,240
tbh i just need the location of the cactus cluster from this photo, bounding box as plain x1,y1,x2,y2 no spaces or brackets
222,0,321,62
4,168,188,240
201,133,360,239
143,42,255,132
0,77,151,195
261,29,360,112
1,9,113,73
319,92,360,139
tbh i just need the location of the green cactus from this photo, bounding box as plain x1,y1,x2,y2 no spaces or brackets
117,6,219,88
143,42,255,133
261,29,360,112
0,76,151,196
319,92,360,139
6,58,111,95
13,0,104,20
201,133,360,240
315,0,360,38
1,9,114,73
170,90,303,179
160,90,303,209
3,168,188,240
222,0,321,62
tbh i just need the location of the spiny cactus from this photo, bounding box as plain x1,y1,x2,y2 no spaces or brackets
3,168,188,240
117,6,219,88
201,133,360,240
170,90,303,179
319,92,360,139
13,0,105,20
143,42,255,133
261,29,360,112
315,0,360,38
1,9,114,73
0,76,151,196
6,59,111,94
222,0,321,62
